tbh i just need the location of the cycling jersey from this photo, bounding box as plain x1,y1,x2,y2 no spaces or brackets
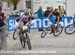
21,15,32,25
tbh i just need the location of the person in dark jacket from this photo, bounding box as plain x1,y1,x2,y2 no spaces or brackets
44,7,51,17
0,12,7,51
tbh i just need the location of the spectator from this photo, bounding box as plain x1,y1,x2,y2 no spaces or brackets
49,6,54,17
27,7,32,16
35,6,43,18
58,5,65,17
0,2,7,50
35,6,44,31
62,6,66,16
44,7,51,17
53,8,60,17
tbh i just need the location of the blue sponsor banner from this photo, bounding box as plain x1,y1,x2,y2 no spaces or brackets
7,18,17,31
63,16,73,27
30,17,64,29
7,16,74,31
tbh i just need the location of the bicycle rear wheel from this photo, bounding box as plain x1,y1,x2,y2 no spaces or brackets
53,24,63,37
65,24,75,34
25,32,31,50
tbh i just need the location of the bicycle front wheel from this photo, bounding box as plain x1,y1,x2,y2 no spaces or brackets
65,24,75,35
25,32,32,50
19,33,26,48
53,24,63,37
13,29,19,40
41,28,49,38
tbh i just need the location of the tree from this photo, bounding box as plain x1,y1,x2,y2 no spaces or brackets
8,0,20,10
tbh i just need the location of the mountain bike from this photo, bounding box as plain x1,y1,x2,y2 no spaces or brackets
13,25,31,50
41,21,63,38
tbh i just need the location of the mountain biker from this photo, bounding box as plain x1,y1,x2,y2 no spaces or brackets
53,8,61,27
16,12,33,33
54,6,66,27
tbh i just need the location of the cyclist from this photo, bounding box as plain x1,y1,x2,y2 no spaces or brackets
53,8,61,26
16,12,33,33
49,8,61,33
54,6,66,27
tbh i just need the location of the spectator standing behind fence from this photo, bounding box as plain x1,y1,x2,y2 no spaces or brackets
62,6,66,16
44,7,51,17
34,6,44,31
27,7,32,16
35,6,43,18
58,5,66,17
0,1,7,51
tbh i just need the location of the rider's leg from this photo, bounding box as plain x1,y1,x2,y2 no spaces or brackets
19,22,24,33
55,16,61,27
54,16,61,32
